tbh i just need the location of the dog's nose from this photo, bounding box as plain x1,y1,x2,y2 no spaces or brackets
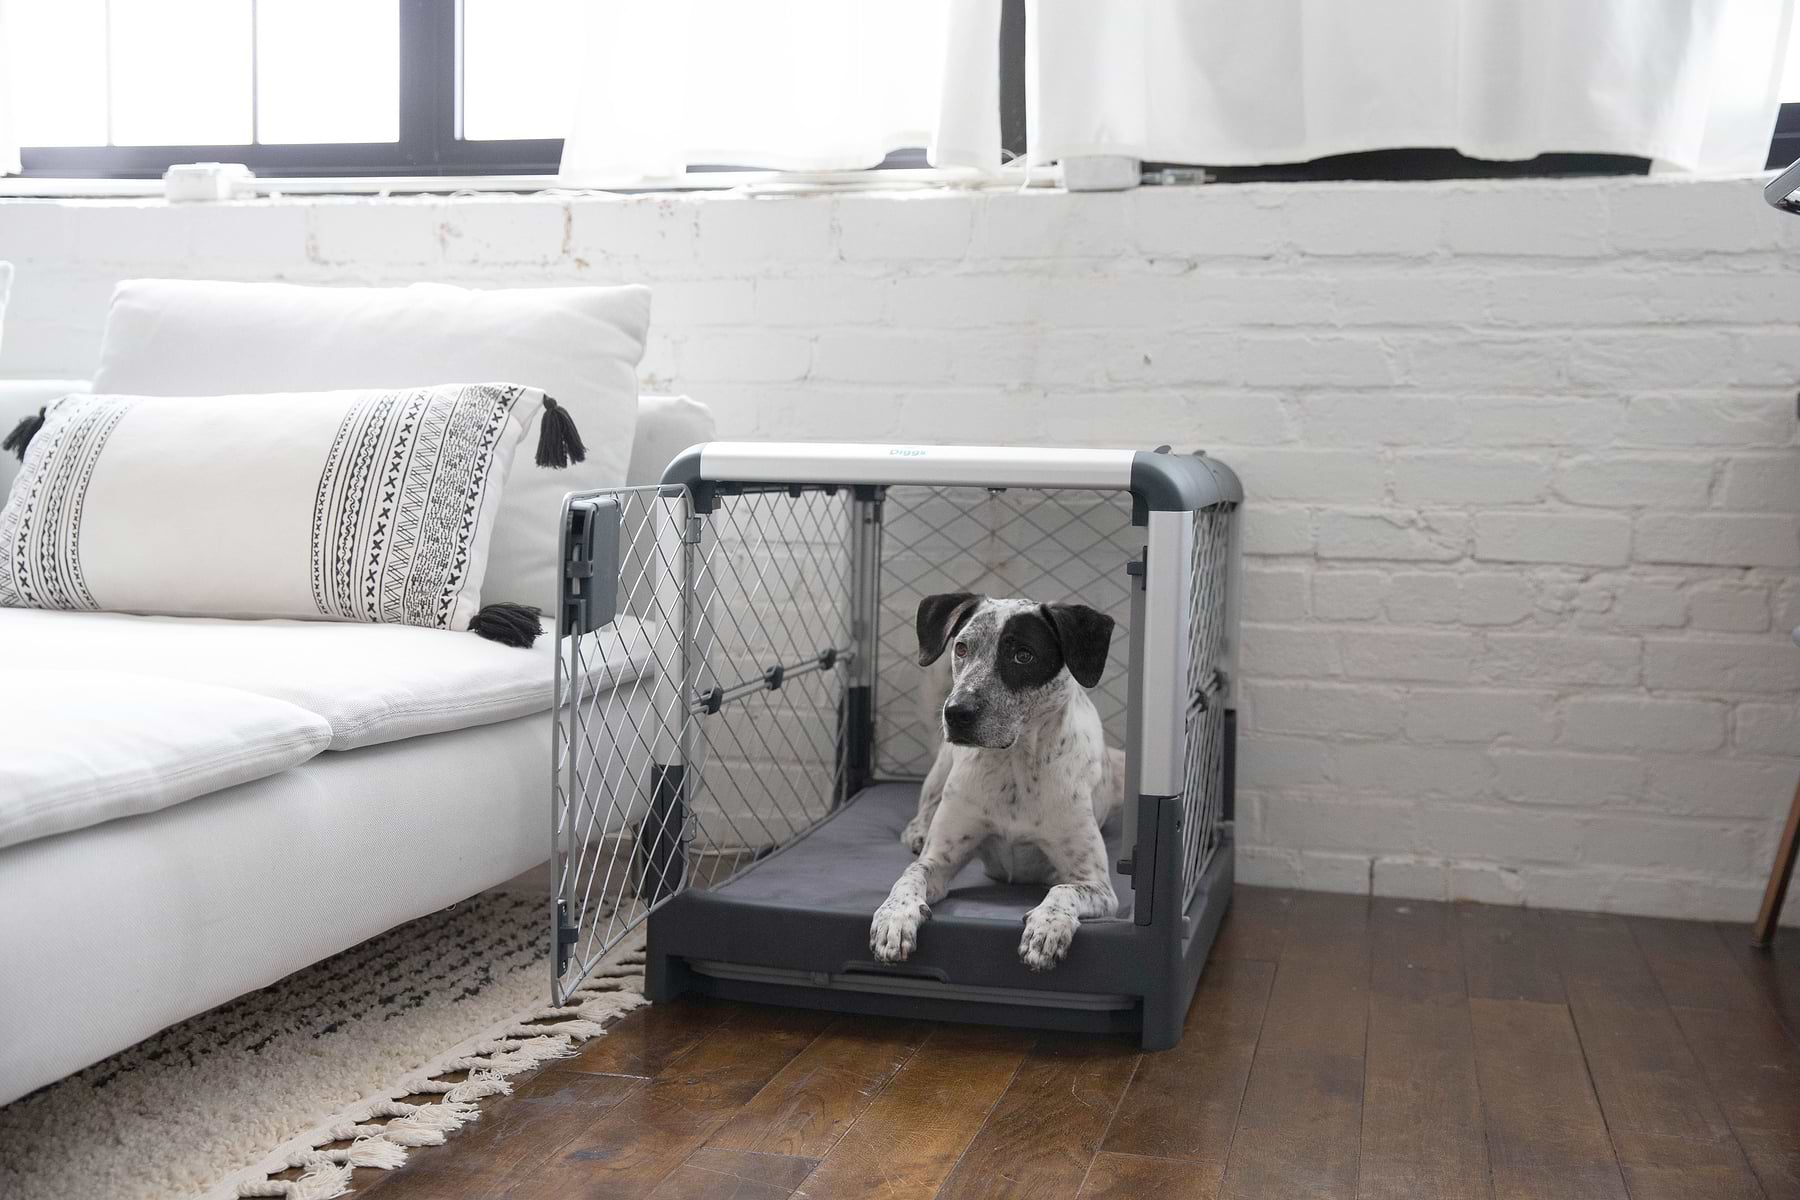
943,701,981,734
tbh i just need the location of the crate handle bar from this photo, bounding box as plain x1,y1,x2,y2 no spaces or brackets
662,442,1243,513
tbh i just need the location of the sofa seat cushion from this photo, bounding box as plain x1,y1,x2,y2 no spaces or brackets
0,608,655,751
0,669,333,851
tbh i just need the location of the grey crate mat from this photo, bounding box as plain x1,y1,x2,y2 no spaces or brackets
708,781,1135,922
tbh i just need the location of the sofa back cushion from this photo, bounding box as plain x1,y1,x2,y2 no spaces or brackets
92,279,649,611
1,384,545,633
629,394,715,486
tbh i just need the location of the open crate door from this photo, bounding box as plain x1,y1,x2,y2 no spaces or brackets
551,483,858,1004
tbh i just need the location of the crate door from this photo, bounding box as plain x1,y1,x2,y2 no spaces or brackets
552,485,858,1003
552,486,695,1002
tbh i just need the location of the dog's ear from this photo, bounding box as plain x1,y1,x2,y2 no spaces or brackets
1042,603,1115,688
916,592,982,667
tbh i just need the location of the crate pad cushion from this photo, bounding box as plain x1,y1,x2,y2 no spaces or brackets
0,668,333,851
1,384,545,633
92,279,650,613
0,607,654,752
716,781,1135,922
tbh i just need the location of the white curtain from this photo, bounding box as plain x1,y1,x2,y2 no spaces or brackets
0,2,19,175
558,0,1001,184
1029,0,1795,173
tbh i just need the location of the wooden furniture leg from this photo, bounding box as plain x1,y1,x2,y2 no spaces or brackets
1752,772,1800,948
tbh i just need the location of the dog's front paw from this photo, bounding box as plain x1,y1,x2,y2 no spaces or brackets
1019,905,1076,971
870,899,927,963
899,815,928,855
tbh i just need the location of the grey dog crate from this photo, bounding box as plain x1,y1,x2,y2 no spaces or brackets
551,442,1242,1049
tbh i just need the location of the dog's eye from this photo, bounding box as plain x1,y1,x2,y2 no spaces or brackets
1012,649,1034,665
954,641,968,659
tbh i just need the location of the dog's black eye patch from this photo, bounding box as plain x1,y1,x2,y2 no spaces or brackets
995,611,1064,691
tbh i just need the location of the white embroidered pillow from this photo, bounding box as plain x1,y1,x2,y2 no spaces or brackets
0,383,569,644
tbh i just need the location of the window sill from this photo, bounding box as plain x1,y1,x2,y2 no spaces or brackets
0,165,1030,200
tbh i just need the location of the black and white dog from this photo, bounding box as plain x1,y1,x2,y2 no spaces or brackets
871,592,1124,971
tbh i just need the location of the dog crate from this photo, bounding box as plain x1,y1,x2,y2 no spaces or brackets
551,442,1242,1049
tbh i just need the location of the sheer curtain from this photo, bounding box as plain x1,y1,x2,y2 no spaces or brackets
1030,0,1793,173
558,0,1001,184
0,3,19,175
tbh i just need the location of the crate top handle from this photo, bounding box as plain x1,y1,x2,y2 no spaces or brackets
662,441,1242,514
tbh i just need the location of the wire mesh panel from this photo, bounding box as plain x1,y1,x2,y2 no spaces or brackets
553,485,854,1001
1180,504,1236,912
875,486,1143,779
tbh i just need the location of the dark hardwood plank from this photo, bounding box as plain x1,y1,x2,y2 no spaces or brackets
646,1148,820,1200
1678,1002,1800,1199
1209,886,1298,964
936,1032,1138,1200
707,1016,928,1159
1607,1131,1766,1200
355,1069,642,1198
1540,912,1759,1197
512,1006,834,1200
1717,922,1800,1047
1630,917,1766,1013
791,1024,1031,1200
551,995,740,1079
1219,891,1371,1200
1078,1152,1223,1200
1468,997,1628,1200
1359,900,1490,1200
1459,903,1565,1004
1102,957,1273,1164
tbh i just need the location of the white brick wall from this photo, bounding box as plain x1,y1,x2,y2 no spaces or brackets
2,174,1797,922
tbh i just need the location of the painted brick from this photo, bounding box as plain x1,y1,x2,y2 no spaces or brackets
1336,744,1494,800
834,194,972,260
1392,453,1551,505
1735,703,1799,756
1686,584,1769,633
1405,689,1555,745
1249,681,1402,737
1647,756,1798,819
1240,507,1313,556
1636,513,1800,569
1241,624,1342,678
1479,634,1641,687
1417,805,1584,864
1562,695,1727,753
1567,332,1738,389
1242,334,1395,388
1312,570,1387,620
1340,629,1476,683
1622,396,1796,448
1717,455,1800,513
1490,749,1645,808
1473,512,1631,567
1242,567,1310,622
1229,448,1386,504
695,195,831,262
1580,814,1758,876
1643,639,1800,695
1441,183,1607,257
1317,511,1468,562
1613,580,1688,629
1554,456,1716,509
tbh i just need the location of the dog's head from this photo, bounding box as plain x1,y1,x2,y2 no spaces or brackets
915,592,1115,750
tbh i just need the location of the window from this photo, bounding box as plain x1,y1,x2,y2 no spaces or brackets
4,0,570,177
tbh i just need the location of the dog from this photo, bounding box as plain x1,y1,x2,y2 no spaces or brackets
871,592,1125,971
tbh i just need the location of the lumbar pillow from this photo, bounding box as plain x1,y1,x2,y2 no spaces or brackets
0,383,578,645
91,279,650,612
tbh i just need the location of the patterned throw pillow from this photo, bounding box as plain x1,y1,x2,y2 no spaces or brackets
0,383,583,645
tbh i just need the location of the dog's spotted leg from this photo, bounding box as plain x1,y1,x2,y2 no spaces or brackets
871,814,984,963
1019,821,1117,971
902,743,952,854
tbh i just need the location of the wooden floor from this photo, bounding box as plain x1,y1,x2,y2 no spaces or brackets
354,887,1800,1200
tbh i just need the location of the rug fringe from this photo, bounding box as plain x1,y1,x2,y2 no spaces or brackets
227,931,647,1200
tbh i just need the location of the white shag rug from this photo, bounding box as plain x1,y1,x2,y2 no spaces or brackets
0,891,647,1200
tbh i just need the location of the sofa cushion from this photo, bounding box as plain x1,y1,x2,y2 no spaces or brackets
0,607,655,751
1,384,545,633
629,394,715,487
91,279,650,612
0,669,333,851
0,379,87,499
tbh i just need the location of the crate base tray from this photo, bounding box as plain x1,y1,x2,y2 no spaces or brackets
646,782,1233,1049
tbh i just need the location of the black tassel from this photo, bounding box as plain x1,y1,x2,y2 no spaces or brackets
535,396,586,469
471,602,542,648
3,407,46,462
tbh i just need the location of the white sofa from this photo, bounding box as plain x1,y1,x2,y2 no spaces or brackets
0,383,712,1105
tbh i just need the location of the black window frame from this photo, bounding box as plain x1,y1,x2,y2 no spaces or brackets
20,0,561,179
